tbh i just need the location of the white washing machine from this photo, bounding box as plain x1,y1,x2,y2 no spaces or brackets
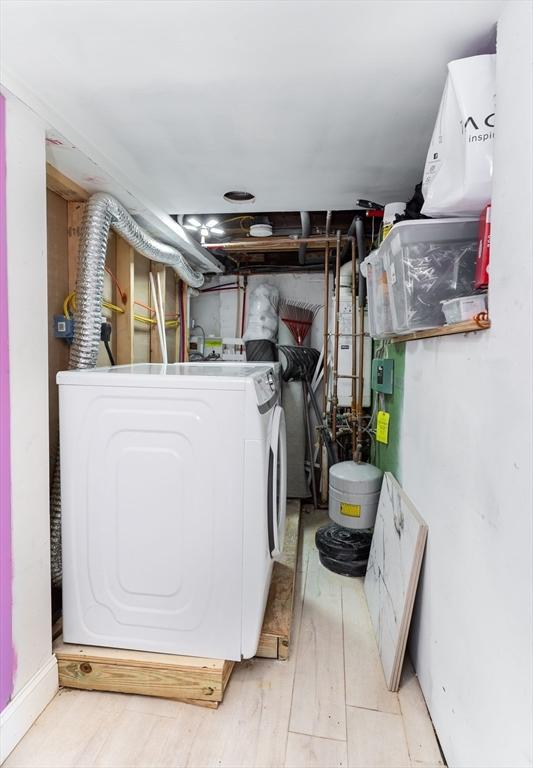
57,362,287,661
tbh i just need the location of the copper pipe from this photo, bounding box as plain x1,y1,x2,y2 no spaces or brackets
351,237,357,461
320,241,331,504
331,230,342,443
356,301,365,462
322,244,330,415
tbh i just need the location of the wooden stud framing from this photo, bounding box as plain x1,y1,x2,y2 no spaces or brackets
67,201,86,294
115,237,135,364
181,280,189,362
149,263,166,363
175,279,183,362
46,163,89,202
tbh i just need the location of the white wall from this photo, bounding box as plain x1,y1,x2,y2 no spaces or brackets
1,94,56,759
400,4,532,766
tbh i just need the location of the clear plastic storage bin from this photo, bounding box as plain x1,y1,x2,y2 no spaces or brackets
364,251,395,339
380,218,479,334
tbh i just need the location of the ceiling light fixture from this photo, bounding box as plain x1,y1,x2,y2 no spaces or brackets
185,216,225,245
223,190,256,203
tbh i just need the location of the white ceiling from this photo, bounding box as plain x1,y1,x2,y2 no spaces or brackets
1,0,502,214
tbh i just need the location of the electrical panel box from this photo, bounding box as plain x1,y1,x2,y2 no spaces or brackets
371,358,394,394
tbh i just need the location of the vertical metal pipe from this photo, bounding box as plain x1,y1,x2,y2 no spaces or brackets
355,219,367,463
302,380,319,509
331,230,342,443
235,273,241,337
351,237,357,461
357,302,365,445
321,242,331,503
322,244,330,415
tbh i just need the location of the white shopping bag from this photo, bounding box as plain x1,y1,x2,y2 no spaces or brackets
421,54,496,217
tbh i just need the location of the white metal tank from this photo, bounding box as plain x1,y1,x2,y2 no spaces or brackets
329,461,384,530
329,262,372,408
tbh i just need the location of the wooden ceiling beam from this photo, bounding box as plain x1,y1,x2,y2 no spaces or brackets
204,235,351,254
46,163,89,202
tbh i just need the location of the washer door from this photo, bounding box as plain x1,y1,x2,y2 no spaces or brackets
267,405,287,557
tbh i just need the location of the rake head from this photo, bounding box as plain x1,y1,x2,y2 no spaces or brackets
279,299,320,346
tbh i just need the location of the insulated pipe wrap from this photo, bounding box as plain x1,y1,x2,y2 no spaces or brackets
50,192,205,584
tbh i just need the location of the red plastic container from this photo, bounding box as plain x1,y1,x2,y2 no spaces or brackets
475,204,491,289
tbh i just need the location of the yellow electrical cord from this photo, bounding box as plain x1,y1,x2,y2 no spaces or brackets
103,300,125,314
134,313,179,328
63,291,76,319
64,292,179,328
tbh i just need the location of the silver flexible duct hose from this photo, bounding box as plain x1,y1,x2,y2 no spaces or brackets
50,193,205,585
70,192,204,368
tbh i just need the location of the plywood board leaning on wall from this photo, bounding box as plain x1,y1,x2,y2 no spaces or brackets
364,472,428,691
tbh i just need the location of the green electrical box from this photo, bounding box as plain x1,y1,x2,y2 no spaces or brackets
371,358,394,394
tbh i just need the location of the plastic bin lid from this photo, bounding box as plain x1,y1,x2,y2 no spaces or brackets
329,461,384,494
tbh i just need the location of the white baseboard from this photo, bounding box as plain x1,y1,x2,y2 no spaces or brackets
0,655,58,764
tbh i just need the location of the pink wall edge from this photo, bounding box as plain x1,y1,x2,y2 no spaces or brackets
0,93,14,710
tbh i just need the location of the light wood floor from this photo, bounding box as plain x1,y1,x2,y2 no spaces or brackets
5,509,445,768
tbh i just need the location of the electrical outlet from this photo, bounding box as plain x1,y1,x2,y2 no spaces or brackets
371,358,394,394
53,314,75,340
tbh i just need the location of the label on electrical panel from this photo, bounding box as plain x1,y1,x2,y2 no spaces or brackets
340,502,361,518
376,411,390,444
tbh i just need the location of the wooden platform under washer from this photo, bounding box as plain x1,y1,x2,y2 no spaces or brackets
54,639,234,709
256,499,301,660
54,500,301,707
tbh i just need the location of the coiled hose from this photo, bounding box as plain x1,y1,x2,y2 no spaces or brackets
50,193,205,586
